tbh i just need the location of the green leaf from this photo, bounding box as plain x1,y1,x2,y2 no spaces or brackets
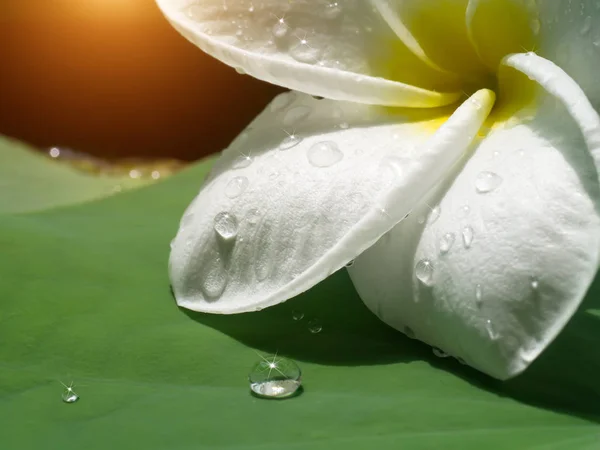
1,154,599,449
0,136,149,214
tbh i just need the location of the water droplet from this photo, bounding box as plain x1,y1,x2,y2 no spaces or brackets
249,354,302,399
307,141,343,167
245,208,262,224
324,2,342,19
232,154,253,169
308,318,323,334
169,238,175,249
485,319,499,340
457,204,471,218
272,21,289,38
200,257,228,299
403,326,415,339
462,226,474,249
530,276,539,290
475,171,503,193
235,66,246,75
415,259,434,286
345,260,355,268
457,357,467,365
214,212,239,240
279,133,303,150
61,382,79,404
428,205,441,224
292,310,304,321
270,92,296,112
225,176,249,198
581,16,592,34
283,105,312,126
475,284,483,307
49,147,61,158
289,38,323,64
432,347,450,358
439,232,456,254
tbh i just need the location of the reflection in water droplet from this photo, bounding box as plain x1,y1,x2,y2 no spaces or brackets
475,284,483,307
232,154,253,169
279,133,303,150
225,176,249,198
415,259,434,286
403,326,415,339
283,105,312,126
462,226,474,249
439,232,456,254
308,318,323,334
307,141,343,167
475,171,503,193
485,319,499,340
249,355,302,399
245,208,262,225
214,212,239,240
292,310,304,321
432,348,450,358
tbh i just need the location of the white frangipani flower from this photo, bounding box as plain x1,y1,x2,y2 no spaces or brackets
158,0,600,380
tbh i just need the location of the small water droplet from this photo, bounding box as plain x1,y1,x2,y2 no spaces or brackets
249,355,302,399
289,38,323,64
415,259,434,286
292,310,304,321
232,154,253,169
279,133,303,150
403,326,415,339
283,105,312,126
245,208,261,224
475,284,483,307
581,16,592,34
235,66,246,75
462,226,474,249
214,212,239,240
485,319,499,340
475,171,503,193
530,276,539,290
308,318,323,334
439,232,456,254
272,20,289,38
345,260,355,268
428,205,441,224
62,391,79,404
432,347,450,358
307,141,343,168
225,176,249,198
270,92,296,112
324,1,342,19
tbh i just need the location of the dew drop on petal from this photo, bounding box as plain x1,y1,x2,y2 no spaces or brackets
62,391,79,404
272,21,289,38
415,259,434,286
475,284,483,307
283,105,312,126
439,232,456,254
249,355,302,399
428,205,441,224
225,176,249,199
462,226,474,249
307,141,343,168
308,318,323,334
289,40,323,64
324,2,343,19
270,92,296,112
232,154,253,169
279,134,303,150
214,212,239,240
292,310,304,321
485,319,499,340
432,347,450,358
475,171,503,193
345,260,355,268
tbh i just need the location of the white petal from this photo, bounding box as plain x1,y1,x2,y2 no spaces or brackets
170,90,494,314
372,0,488,79
349,54,600,380
155,0,462,107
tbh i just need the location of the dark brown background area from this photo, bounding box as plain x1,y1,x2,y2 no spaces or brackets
0,0,282,161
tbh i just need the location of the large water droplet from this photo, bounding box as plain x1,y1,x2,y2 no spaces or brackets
439,232,456,254
415,259,434,286
200,258,228,299
292,310,304,321
462,226,474,249
232,154,253,169
307,141,343,167
324,2,343,19
432,348,450,358
214,212,239,240
428,205,441,224
61,383,79,404
249,354,302,399
283,105,312,126
345,260,355,268
279,133,303,150
308,318,323,334
475,171,503,193
289,39,323,64
225,176,249,198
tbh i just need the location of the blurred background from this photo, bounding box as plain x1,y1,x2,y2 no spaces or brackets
0,0,282,162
